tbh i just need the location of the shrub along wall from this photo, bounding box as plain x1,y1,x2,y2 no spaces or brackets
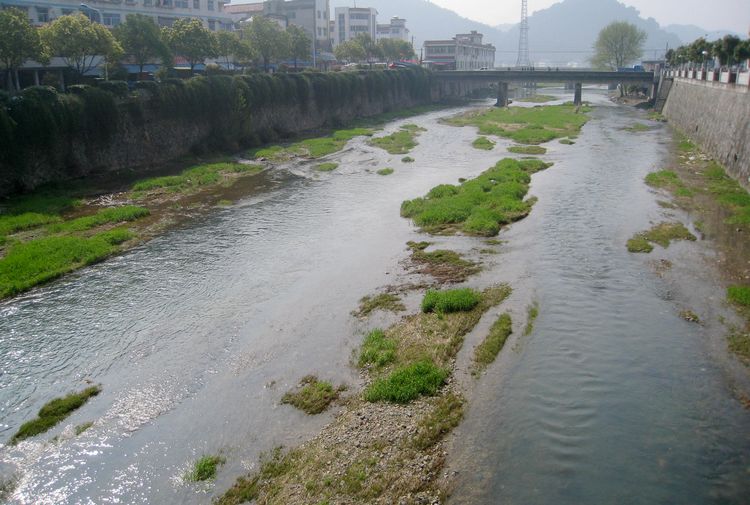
0,68,433,196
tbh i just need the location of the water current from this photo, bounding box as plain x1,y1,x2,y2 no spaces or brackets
1,89,748,504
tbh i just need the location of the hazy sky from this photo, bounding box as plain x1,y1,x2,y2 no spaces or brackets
428,0,750,34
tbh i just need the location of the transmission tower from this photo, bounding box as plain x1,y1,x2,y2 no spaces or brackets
515,0,530,67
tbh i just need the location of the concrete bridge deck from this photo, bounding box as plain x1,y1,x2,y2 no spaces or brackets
436,69,655,85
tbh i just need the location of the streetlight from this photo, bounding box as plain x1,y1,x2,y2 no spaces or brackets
702,50,709,72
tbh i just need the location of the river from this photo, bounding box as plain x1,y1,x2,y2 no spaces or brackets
1,89,749,504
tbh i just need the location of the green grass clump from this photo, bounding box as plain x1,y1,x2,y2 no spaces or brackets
188,455,226,481
627,222,696,253
422,288,482,314
11,386,101,443
281,376,341,414
364,360,448,404
472,137,495,150
524,303,539,336
0,230,134,298
215,448,295,505
508,145,547,155
645,170,681,189
727,286,750,307
47,206,149,233
728,332,750,363
702,162,750,225
355,294,405,317
401,158,551,236
624,123,651,132
6,191,81,215
74,422,93,435
473,313,512,371
401,156,415,163
358,329,397,368
0,213,62,237
252,128,374,161
559,138,575,145
411,393,464,450
376,168,394,176
132,162,259,192
445,104,588,145
370,126,422,154
315,162,339,172
516,95,556,103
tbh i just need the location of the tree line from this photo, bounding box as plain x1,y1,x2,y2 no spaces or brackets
334,34,414,66
0,8,316,92
666,35,750,68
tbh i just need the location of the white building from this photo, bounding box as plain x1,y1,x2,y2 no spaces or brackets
375,16,408,43
332,6,377,47
424,31,495,70
0,0,234,29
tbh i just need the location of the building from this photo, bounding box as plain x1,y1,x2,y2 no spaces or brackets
423,31,495,70
226,0,330,50
0,0,235,30
331,6,377,47
375,16,408,43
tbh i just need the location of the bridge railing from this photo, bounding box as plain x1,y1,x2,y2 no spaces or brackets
665,69,749,88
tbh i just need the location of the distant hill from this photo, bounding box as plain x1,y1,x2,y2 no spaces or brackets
330,0,728,65
664,24,741,44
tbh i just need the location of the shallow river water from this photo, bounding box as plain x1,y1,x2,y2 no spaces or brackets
1,90,749,504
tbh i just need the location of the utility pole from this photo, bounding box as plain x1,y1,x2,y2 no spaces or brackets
515,0,530,68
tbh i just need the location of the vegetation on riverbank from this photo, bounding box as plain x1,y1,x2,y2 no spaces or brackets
508,145,547,155
407,241,481,284
354,293,405,318
315,162,338,172
624,123,651,132
515,95,557,103
444,104,589,145
524,302,539,336
281,376,343,415
251,128,374,161
11,386,101,443
473,313,513,373
401,158,552,236
376,168,394,176
627,222,696,253
370,124,425,155
472,137,495,150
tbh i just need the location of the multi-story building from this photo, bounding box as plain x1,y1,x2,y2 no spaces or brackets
225,0,330,50
0,0,235,29
375,16,408,43
331,6,377,47
423,31,495,70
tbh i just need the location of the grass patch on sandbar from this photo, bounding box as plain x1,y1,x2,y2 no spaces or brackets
627,222,696,254
524,302,539,336
645,170,693,197
355,294,405,318
132,162,262,193
315,162,339,172
252,128,374,161
472,137,495,150
74,421,93,435
0,229,134,298
559,138,575,145
473,313,512,372
358,329,397,369
11,385,101,443
515,95,557,103
401,158,551,236
623,123,651,132
729,332,750,363
401,156,415,163
364,360,448,404
187,454,226,481
370,125,425,155
407,242,481,284
422,288,482,314
444,104,588,145
376,168,394,176
701,162,750,225
728,286,750,308
281,376,343,415
411,393,464,450
47,206,149,233
0,213,62,237
508,145,547,155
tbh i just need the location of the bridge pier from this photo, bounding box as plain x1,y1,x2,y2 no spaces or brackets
574,82,582,106
495,82,509,107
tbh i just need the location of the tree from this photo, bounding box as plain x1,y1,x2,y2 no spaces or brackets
215,31,244,69
355,34,381,66
591,21,646,70
712,35,742,67
735,39,750,67
0,7,46,92
287,25,311,69
687,37,712,66
377,38,414,62
41,13,122,78
115,13,171,76
334,40,366,63
242,16,290,72
163,18,217,75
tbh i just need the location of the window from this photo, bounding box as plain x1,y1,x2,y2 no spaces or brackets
350,13,369,20
161,0,173,7
102,12,121,25
175,0,188,7
208,19,215,30
193,0,199,7
36,7,48,22
207,0,214,10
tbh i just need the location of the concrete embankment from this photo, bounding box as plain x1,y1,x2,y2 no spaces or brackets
662,78,750,189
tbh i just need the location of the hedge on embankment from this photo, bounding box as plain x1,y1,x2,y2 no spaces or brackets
0,68,432,194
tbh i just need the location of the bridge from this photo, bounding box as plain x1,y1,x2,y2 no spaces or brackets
433,69,656,106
